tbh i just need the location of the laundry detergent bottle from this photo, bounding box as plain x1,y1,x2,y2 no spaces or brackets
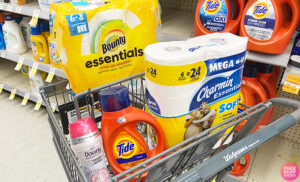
0,11,5,50
238,63,268,131
195,0,245,35
13,13,23,24
240,0,299,54
258,63,277,99
273,66,280,84
100,86,165,181
258,63,277,125
69,117,111,182
48,10,61,68
20,17,32,48
40,21,50,40
2,14,27,54
31,26,50,64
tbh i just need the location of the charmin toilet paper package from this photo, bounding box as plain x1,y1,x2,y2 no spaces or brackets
51,0,160,93
145,33,248,148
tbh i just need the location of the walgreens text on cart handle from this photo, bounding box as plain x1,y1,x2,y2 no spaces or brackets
172,97,300,182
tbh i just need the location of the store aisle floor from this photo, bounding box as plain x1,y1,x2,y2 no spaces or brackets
0,91,68,182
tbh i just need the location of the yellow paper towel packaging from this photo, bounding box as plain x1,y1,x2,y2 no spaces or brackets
145,33,248,148
51,0,160,93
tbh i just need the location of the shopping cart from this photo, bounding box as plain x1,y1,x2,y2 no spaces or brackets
40,73,300,182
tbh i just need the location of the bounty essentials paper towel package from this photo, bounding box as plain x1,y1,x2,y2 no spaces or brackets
51,0,160,93
145,33,248,148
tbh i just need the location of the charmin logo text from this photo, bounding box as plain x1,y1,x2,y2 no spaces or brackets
204,0,221,14
116,142,135,157
197,78,234,102
252,2,269,19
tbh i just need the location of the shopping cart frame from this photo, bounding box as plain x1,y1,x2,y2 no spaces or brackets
40,73,300,182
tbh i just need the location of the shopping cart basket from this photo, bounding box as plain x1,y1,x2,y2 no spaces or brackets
40,73,300,182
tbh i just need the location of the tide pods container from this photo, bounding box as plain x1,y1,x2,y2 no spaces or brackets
145,33,248,148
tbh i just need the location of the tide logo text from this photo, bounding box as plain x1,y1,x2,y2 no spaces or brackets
116,142,135,157
252,2,269,19
204,0,221,14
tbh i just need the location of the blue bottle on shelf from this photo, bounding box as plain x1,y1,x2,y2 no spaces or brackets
0,11,6,50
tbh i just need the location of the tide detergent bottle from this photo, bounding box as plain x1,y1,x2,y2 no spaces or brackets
100,86,165,181
31,26,50,64
258,63,277,125
258,63,277,99
238,63,268,131
195,0,245,35
240,0,299,54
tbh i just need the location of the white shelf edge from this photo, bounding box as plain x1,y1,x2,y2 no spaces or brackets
0,2,49,20
0,50,67,79
2,81,45,105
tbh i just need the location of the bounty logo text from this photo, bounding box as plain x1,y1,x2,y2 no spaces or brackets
102,34,126,54
204,0,221,14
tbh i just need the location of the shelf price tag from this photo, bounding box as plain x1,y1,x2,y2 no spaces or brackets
282,83,299,95
9,88,17,100
14,56,24,71
7,4,13,11
46,68,55,83
29,9,40,28
0,51,6,58
50,102,57,112
282,74,300,95
0,83,4,93
15,6,22,13
21,93,30,105
34,97,42,111
30,62,39,76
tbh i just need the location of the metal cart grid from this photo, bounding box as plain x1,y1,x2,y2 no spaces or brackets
40,73,300,182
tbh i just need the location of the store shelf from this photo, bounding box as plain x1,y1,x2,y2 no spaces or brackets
0,59,67,110
0,49,67,79
0,59,42,104
161,10,195,38
0,2,49,20
246,40,294,68
161,9,294,67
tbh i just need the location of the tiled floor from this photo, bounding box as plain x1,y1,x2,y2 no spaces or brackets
0,91,68,182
